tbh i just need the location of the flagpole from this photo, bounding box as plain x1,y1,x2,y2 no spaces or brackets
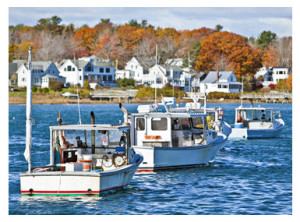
25,47,32,173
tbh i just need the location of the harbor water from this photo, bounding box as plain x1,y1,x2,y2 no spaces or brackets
9,103,292,215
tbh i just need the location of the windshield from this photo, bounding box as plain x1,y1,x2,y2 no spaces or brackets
192,117,207,129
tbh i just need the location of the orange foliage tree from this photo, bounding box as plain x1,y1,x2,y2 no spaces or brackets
286,72,292,91
117,25,143,52
195,31,262,79
73,27,97,53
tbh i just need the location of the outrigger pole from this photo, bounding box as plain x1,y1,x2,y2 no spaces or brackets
25,47,32,173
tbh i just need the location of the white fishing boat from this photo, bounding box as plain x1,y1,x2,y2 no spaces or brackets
228,104,284,139
121,102,227,172
20,47,143,196
168,94,232,137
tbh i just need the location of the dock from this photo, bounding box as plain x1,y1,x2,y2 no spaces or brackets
90,90,138,103
240,91,292,103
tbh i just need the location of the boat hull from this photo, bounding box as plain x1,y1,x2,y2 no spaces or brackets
20,154,143,196
228,120,284,139
135,134,227,172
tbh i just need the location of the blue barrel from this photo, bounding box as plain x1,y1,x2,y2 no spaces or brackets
234,123,243,128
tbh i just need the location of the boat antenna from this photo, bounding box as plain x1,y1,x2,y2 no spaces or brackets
76,57,82,125
24,47,32,173
155,44,158,106
241,76,244,107
204,83,207,114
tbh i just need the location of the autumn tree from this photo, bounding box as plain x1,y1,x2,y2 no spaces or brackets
73,27,97,54
286,72,292,91
195,31,262,79
94,31,121,60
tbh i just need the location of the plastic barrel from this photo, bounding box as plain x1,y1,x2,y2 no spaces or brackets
79,160,92,171
234,123,243,128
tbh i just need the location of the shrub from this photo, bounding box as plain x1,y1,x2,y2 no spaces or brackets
268,84,276,90
38,88,43,93
42,88,49,93
32,86,38,93
118,78,135,87
84,80,90,90
49,80,64,92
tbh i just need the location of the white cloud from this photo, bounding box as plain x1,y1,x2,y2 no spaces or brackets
9,7,292,37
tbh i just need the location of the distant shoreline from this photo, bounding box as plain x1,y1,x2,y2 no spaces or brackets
9,94,292,105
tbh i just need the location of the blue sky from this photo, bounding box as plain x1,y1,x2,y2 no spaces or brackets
9,7,292,38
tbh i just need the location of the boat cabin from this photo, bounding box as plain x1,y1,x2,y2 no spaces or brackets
49,124,131,172
235,107,275,123
130,110,218,148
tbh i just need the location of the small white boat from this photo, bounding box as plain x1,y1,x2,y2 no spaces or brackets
228,105,284,139
168,94,232,137
122,102,227,172
20,48,143,196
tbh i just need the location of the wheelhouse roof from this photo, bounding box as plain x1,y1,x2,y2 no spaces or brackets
235,107,274,111
50,124,130,131
130,112,207,118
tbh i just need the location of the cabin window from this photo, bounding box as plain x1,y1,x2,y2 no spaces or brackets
151,117,168,130
192,117,207,129
136,118,145,131
172,118,191,130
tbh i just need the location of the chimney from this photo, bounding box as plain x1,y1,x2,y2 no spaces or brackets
216,71,219,82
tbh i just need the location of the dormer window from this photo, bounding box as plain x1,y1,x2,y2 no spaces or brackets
85,64,93,72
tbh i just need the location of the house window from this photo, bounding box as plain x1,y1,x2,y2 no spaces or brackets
34,78,39,83
64,68,66,71
279,71,283,74
103,75,107,81
106,68,110,73
151,117,168,131
68,66,72,71
79,76,82,80
108,76,112,81
85,64,93,72
136,118,145,131
91,75,95,80
53,70,55,73
218,84,221,88
222,85,228,88
79,69,82,71
100,68,104,73
72,68,75,71
22,78,26,82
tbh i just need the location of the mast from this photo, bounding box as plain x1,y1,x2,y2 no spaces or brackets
24,47,32,173
241,77,244,107
155,44,158,105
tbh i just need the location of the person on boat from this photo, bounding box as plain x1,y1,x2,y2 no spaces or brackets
237,111,243,123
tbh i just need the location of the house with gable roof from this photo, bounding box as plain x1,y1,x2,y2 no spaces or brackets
196,71,242,93
17,61,65,88
58,55,116,88
142,64,183,89
115,57,147,84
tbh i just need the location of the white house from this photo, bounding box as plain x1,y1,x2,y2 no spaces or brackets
115,57,146,84
59,55,116,88
17,61,64,88
142,64,183,89
255,66,292,87
194,71,242,93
